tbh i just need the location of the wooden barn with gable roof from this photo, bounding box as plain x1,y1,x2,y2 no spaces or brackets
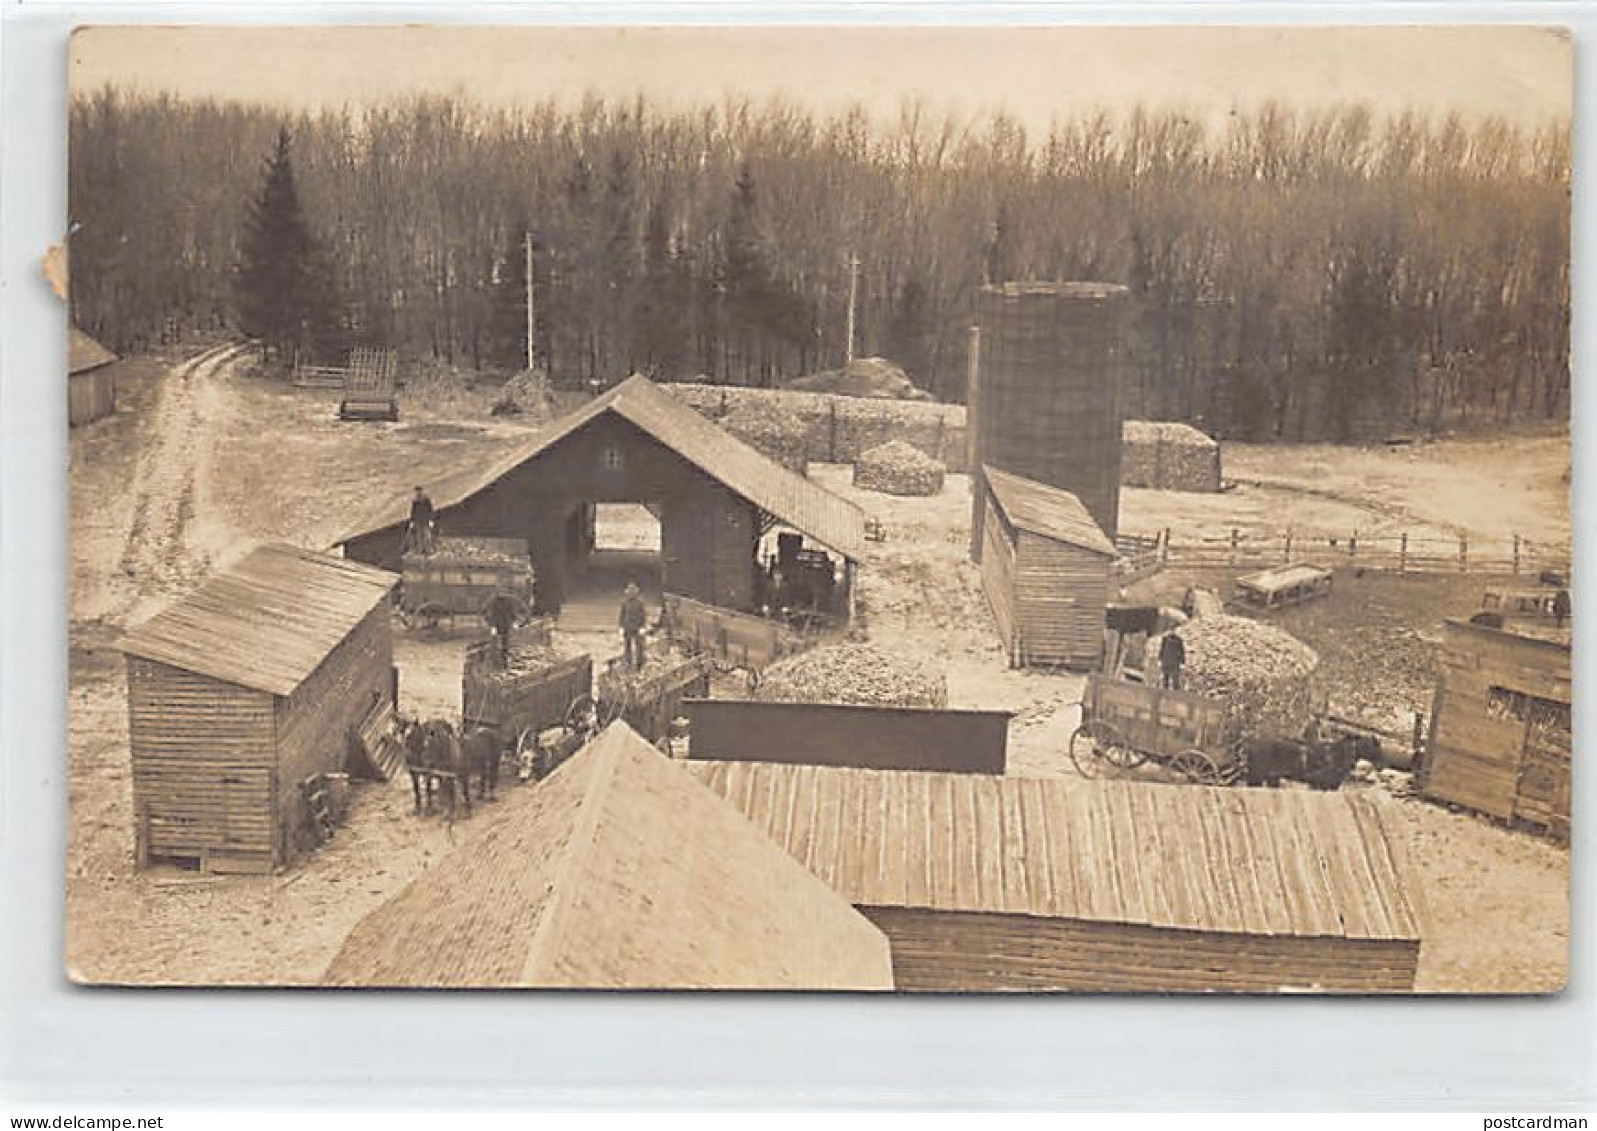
337,375,867,621
324,724,895,990
977,464,1116,669
121,544,399,873
692,761,1425,993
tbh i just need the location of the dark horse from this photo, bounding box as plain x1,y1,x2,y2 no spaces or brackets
399,717,473,818
457,724,503,802
1239,732,1381,790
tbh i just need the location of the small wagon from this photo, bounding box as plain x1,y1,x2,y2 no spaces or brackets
595,649,711,747
660,592,815,693
1233,562,1333,611
397,536,535,631
1070,673,1240,785
461,621,595,781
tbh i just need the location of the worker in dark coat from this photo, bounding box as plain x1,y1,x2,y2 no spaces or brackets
483,592,521,668
408,486,436,555
619,580,648,671
1158,631,1187,691
1553,588,1571,629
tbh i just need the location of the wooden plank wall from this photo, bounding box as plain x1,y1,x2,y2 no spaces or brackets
686,699,1009,773
1014,533,1110,670
865,907,1420,993
68,369,115,426
127,658,276,870
979,502,1019,661
1422,622,1571,836
274,604,395,863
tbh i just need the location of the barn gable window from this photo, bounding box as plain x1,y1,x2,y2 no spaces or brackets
602,446,624,471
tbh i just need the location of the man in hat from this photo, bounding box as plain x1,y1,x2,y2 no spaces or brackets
1158,630,1186,691
619,579,648,671
408,486,436,555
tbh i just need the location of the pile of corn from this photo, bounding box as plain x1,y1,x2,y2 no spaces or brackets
596,646,699,699
491,367,557,419
1173,614,1321,740
853,440,946,497
756,642,947,708
720,404,811,475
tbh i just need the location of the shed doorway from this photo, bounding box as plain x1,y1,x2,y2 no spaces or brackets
559,502,663,632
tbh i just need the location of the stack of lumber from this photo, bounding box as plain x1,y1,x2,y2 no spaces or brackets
720,404,810,475
757,643,947,708
1121,421,1222,492
1173,614,1321,739
852,440,945,497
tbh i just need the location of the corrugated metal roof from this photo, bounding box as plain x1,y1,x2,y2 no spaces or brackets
324,725,894,989
68,325,117,375
983,465,1116,557
340,376,868,558
690,761,1423,943
120,543,398,697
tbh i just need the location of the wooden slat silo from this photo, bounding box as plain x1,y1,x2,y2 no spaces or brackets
970,282,1129,559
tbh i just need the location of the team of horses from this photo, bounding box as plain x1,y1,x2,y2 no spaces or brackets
1237,731,1384,791
396,717,505,819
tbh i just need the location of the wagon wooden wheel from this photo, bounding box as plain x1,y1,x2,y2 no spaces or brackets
1069,721,1141,779
412,601,450,633
514,725,546,781
1169,748,1224,785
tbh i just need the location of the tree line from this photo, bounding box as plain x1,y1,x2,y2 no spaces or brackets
68,88,1569,440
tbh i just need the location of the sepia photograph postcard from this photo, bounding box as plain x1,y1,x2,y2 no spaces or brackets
63,24,1571,992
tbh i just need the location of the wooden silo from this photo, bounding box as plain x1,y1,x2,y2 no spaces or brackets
120,545,398,873
970,282,1129,555
979,465,1115,669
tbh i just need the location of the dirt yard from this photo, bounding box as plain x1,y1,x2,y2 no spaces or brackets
65,350,1569,991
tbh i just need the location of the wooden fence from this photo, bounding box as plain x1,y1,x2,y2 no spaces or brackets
1117,528,1566,578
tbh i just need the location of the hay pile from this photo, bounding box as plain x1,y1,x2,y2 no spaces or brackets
785,356,933,401
756,643,947,708
1121,421,1222,492
853,440,946,497
1173,615,1321,740
721,404,811,475
491,368,557,418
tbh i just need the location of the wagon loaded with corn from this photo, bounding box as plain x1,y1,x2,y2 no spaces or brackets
461,621,596,781
595,649,712,747
396,536,535,632
1071,614,1326,785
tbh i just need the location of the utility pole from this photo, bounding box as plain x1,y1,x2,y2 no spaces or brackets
844,252,860,368
524,231,537,372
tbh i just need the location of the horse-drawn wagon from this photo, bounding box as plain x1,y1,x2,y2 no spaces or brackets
1233,562,1334,611
660,592,816,692
595,649,711,747
461,620,595,781
396,536,535,631
1070,673,1376,789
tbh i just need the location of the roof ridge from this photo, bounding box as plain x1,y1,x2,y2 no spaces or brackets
518,723,632,981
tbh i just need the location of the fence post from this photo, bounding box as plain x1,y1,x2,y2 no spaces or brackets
1284,532,1293,562
1400,532,1408,573
828,401,838,462
1230,528,1239,566
1349,534,1357,560
934,415,946,461
1459,535,1468,572
1513,535,1521,575
1162,528,1171,565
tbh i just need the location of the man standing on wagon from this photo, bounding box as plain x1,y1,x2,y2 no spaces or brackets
619,579,648,672
1158,630,1186,691
408,485,436,555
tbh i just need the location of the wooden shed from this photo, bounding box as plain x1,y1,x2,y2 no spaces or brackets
337,375,865,621
1420,618,1571,839
977,465,1115,669
120,544,399,873
324,724,894,990
692,761,1425,993
68,324,118,426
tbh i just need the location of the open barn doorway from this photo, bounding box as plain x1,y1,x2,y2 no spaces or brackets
558,502,663,631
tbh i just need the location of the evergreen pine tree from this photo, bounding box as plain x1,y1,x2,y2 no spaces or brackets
234,127,340,363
